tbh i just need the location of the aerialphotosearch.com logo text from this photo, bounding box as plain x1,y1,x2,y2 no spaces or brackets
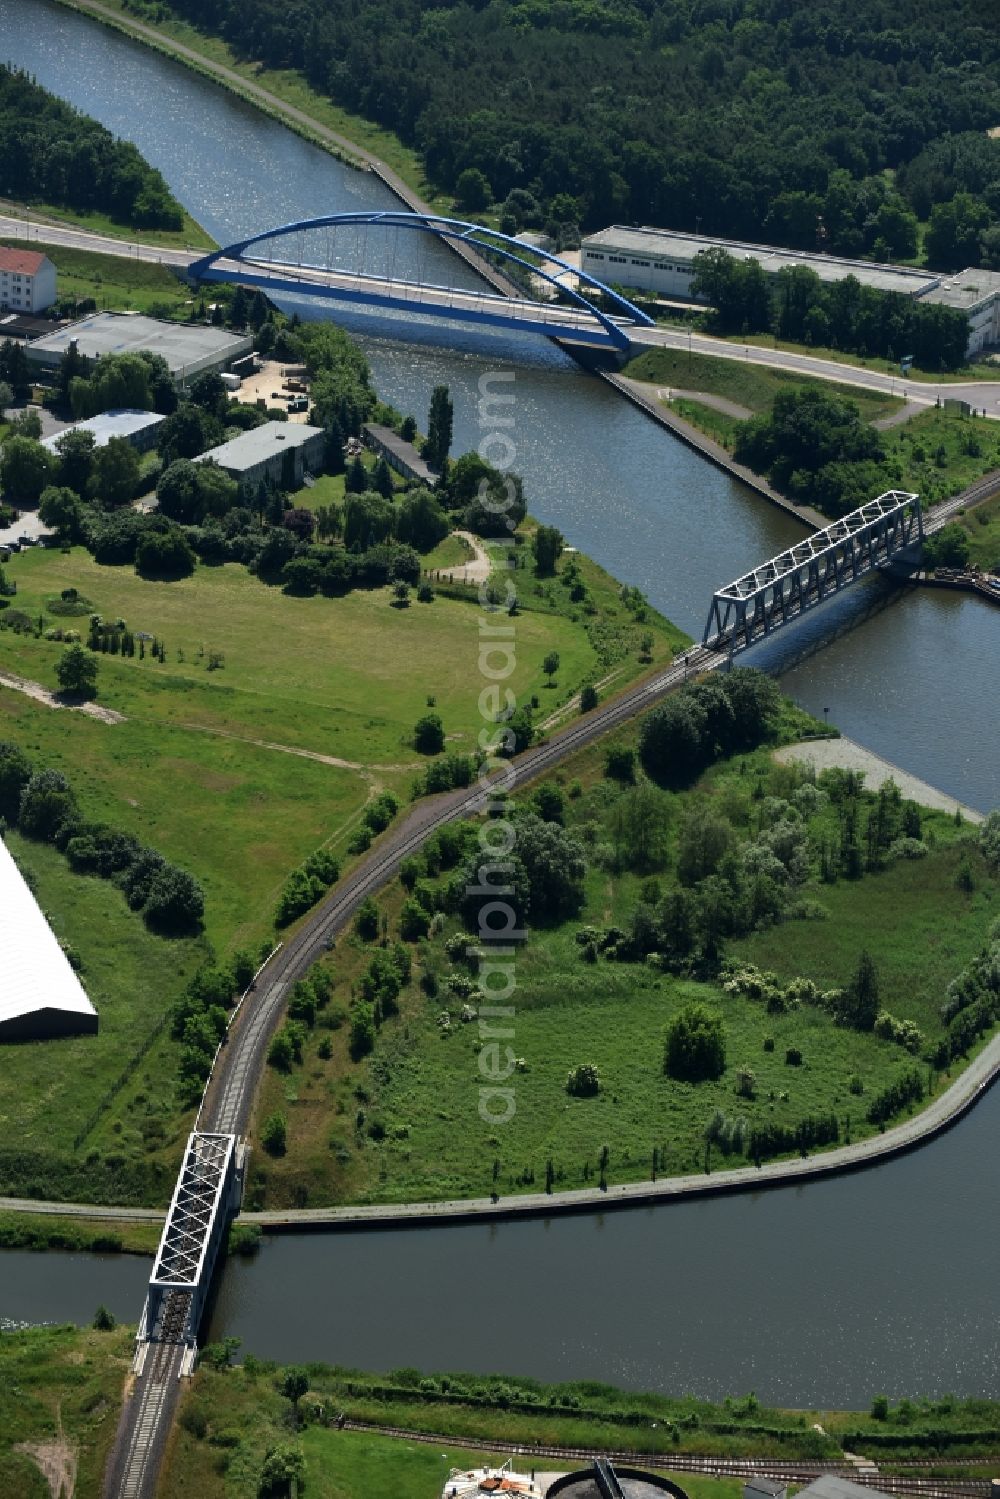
468,370,523,1131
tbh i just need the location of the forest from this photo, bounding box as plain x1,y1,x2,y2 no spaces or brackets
0,65,184,230
123,0,1000,265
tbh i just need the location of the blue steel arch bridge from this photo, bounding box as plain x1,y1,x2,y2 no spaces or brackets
186,211,655,350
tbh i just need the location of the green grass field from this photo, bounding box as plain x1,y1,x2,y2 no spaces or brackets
959,490,1000,571
0,540,683,1204
1,238,196,318
623,347,903,424
0,1323,134,1499
0,831,207,1201
250,719,997,1210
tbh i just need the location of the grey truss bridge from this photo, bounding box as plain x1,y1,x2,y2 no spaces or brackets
104,1132,245,1499
704,490,923,655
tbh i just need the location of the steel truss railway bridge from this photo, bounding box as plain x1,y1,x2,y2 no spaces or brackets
104,1132,245,1499
103,474,984,1498
186,211,655,350
704,490,924,654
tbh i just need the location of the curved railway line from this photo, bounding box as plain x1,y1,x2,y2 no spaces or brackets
107,470,1000,1498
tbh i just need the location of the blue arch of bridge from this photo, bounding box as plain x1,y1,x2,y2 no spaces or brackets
187,212,655,348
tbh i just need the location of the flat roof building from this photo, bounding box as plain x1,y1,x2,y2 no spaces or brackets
195,420,325,490
362,422,439,486
41,408,166,456
0,836,98,1042
581,224,1000,355
26,312,253,384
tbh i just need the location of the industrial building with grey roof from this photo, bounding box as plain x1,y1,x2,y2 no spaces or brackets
581,225,1000,354
195,420,325,489
25,312,253,383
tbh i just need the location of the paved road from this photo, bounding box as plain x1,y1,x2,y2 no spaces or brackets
11,204,1000,396
628,324,1000,417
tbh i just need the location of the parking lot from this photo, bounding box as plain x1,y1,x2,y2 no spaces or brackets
229,360,312,423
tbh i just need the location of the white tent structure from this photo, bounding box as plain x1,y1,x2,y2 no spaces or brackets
0,837,98,1041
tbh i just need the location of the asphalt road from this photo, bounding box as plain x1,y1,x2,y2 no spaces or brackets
8,209,1000,403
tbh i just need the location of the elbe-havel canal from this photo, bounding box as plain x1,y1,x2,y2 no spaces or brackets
2,0,999,1410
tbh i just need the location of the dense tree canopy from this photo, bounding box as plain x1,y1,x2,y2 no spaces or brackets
153,0,1000,265
1,65,184,229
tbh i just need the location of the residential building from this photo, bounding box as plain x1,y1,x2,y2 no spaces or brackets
0,247,57,315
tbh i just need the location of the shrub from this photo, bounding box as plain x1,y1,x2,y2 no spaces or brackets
414,712,445,754
785,1046,803,1066
566,1062,600,1097
261,1111,287,1156
664,1003,726,1082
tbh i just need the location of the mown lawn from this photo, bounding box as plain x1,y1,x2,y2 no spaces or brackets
0,1323,134,1499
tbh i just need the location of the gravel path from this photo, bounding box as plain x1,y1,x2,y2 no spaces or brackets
773,737,985,823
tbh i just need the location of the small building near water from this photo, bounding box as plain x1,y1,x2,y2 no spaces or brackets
196,420,325,490
362,422,439,486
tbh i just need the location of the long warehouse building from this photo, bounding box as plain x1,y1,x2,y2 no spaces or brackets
581,226,1000,355
0,837,98,1041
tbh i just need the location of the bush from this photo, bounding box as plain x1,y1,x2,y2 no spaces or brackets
785,1046,803,1066
663,1003,726,1082
566,1062,600,1097
414,712,445,754
261,1112,288,1155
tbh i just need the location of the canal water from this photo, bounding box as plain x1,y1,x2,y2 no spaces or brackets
2,0,999,1402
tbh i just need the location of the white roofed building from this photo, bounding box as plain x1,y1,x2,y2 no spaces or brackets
0,837,98,1041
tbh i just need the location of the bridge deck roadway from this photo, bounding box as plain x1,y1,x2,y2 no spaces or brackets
9,211,1000,404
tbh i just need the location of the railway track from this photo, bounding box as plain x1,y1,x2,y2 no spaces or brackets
337,1419,994,1498
120,465,1000,1497
200,640,720,1135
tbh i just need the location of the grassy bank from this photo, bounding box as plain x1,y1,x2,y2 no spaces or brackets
0,1210,160,1255
623,348,1000,511
0,237,195,318
0,198,213,252
247,685,997,1211
624,347,902,425
0,1323,133,1499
